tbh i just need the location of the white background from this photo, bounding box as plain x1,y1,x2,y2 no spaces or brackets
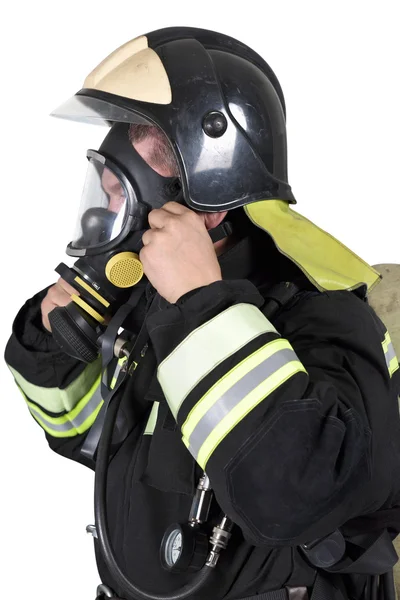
1,1,399,598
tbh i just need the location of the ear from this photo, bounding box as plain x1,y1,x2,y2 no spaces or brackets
203,210,228,231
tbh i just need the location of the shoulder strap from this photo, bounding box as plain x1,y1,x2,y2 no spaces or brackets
261,281,300,319
260,281,320,319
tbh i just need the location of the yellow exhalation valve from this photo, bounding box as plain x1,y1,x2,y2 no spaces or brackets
105,252,144,288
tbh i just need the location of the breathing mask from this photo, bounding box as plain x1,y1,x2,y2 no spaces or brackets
48,122,183,362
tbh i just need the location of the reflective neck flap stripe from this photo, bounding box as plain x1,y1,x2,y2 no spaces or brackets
245,200,381,293
157,304,278,419
8,357,101,414
182,338,306,469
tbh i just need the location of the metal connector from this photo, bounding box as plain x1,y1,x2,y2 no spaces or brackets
86,524,98,538
113,336,131,359
189,473,213,526
206,515,233,568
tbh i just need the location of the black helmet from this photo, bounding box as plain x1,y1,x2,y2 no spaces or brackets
52,27,296,211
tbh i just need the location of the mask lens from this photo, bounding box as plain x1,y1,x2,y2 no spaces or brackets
71,158,129,250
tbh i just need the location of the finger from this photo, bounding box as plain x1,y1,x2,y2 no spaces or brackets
163,203,204,229
147,208,169,230
42,310,52,332
139,245,151,269
41,297,57,332
160,201,190,215
141,228,158,246
138,245,146,263
48,283,73,307
57,277,80,297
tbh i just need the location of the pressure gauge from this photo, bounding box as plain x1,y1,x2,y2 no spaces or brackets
160,523,208,573
163,526,183,568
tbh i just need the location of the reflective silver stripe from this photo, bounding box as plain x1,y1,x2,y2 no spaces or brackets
28,383,103,433
187,348,298,459
112,362,124,385
382,331,399,377
111,357,128,388
385,341,397,369
157,304,278,418
8,357,101,413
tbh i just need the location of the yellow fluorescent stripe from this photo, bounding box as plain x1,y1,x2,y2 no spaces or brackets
7,357,101,413
382,331,390,353
17,385,103,438
25,374,101,425
30,399,103,438
111,356,128,389
74,276,110,307
389,357,399,377
144,402,160,435
71,294,105,323
157,303,278,418
182,338,293,440
196,360,306,469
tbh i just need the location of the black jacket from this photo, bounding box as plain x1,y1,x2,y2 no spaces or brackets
5,231,400,600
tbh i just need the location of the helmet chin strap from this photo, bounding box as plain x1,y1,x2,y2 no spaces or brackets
208,221,233,244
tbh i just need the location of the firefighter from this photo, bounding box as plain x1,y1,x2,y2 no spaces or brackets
5,27,400,600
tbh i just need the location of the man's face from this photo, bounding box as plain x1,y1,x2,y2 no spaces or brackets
101,167,126,213
100,129,228,248
101,132,174,214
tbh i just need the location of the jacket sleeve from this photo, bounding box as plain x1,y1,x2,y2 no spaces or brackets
4,286,102,466
146,279,400,546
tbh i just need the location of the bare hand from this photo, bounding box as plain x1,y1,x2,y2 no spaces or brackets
139,202,222,304
41,278,79,332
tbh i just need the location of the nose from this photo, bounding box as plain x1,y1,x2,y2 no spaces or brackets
108,194,125,213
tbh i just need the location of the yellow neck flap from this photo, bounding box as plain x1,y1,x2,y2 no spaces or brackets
244,200,381,293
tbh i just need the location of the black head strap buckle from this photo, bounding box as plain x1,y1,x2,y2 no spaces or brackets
209,221,233,244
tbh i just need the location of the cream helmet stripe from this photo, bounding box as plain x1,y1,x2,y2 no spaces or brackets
84,36,172,105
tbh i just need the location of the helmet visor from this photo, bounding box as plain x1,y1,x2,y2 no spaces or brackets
71,153,130,251
52,94,153,127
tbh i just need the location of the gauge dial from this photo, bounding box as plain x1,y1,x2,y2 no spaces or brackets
164,528,183,567
160,522,208,573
